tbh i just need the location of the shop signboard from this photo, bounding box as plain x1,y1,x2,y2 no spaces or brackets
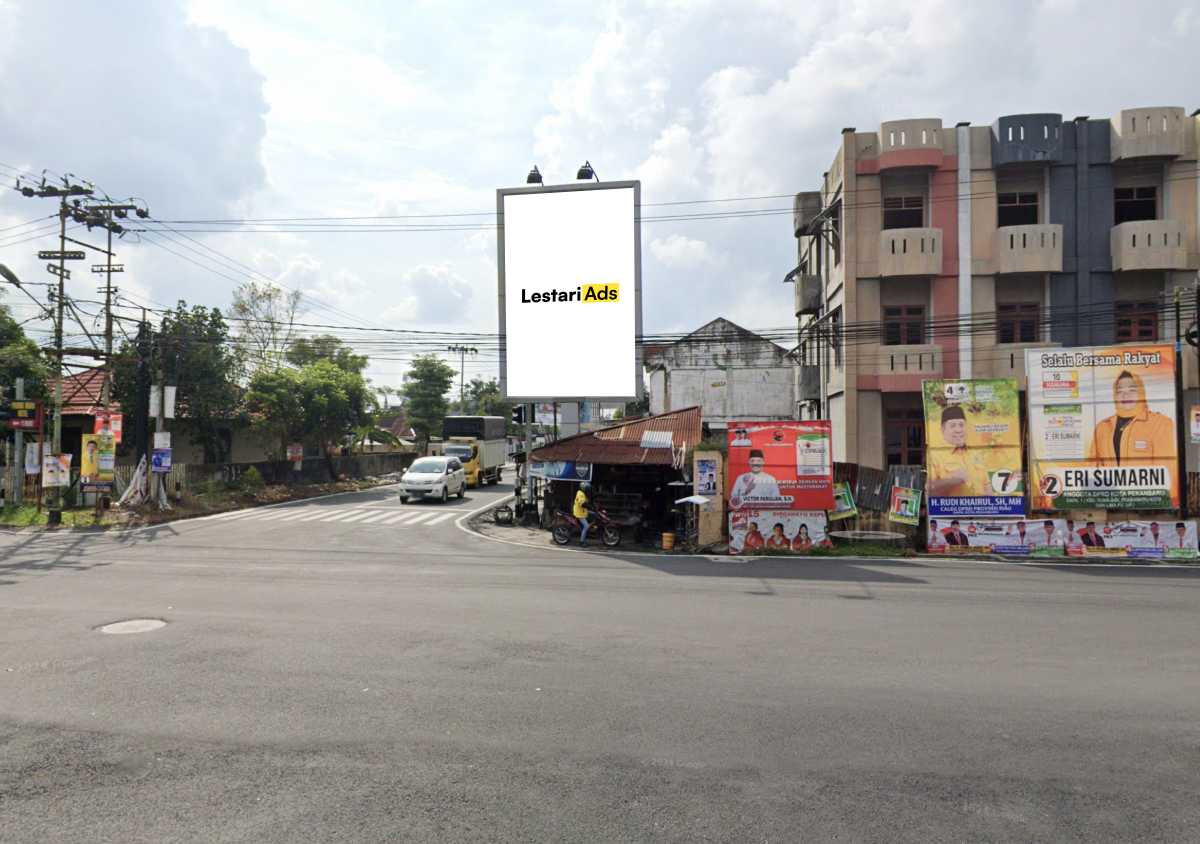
922,378,1023,517
530,460,592,482
728,510,831,555
1026,345,1178,510
727,420,833,511
888,485,922,526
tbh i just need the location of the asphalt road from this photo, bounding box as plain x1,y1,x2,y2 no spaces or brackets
2,480,1199,842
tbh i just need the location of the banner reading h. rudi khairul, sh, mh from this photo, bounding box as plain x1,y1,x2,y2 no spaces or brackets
1026,344,1178,510
922,378,1024,517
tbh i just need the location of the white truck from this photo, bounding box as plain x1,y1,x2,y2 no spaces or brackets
441,416,506,487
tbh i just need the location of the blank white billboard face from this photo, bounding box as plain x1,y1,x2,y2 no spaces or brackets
500,183,639,400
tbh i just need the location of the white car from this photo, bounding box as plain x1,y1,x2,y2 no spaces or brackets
399,456,466,504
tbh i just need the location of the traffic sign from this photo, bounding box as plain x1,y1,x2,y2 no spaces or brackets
38,250,86,261
1187,321,1200,348
46,263,70,279
8,400,43,431
91,264,124,273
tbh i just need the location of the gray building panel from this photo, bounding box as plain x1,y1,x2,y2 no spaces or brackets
991,113,1063,166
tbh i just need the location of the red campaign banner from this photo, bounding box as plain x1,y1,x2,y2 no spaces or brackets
94,411,123,445
727,420,834,511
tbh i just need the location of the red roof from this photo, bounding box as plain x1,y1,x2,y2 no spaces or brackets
47,367,115,416
532,406,702,466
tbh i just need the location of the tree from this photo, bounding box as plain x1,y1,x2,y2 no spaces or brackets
401,355,455,446
0,298,50,400
111,302,242,463
286,334,367,374
376,385,397,410
231,280,302,372
462,376,510,417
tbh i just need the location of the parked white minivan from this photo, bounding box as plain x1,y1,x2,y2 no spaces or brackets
399,456,466,504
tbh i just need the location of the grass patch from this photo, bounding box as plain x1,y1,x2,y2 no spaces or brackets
0,505,116,529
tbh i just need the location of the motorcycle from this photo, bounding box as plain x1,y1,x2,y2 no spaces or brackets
552,507,621,547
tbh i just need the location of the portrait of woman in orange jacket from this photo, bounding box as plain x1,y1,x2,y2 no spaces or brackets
1086,370,1176,493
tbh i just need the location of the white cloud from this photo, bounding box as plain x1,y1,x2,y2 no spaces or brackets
384,264,474,325
649,234,719,269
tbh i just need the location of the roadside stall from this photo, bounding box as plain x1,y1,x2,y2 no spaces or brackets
529,406,703,545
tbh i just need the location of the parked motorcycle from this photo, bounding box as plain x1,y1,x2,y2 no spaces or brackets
552,507,621,547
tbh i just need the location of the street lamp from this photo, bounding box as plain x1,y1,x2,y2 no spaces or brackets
526,166,543,185
576,160,598,182
0,263,22,288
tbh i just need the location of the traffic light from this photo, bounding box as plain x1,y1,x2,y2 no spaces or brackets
511,405,525,425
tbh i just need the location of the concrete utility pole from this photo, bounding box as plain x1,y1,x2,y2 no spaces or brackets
446,345,478,409
12,378,25,505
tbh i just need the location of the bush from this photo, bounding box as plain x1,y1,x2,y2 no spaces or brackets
239,466,265,492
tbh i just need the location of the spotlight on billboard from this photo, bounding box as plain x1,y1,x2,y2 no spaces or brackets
497,180,642,402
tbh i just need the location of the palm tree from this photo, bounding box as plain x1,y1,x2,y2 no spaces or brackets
376,385,396,410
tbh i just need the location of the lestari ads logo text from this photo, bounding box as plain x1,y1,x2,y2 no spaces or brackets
521,283,619,304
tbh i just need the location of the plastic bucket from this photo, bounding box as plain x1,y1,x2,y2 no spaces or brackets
661,532,675,550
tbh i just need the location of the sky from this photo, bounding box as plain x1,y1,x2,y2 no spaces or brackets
1,0,1199,390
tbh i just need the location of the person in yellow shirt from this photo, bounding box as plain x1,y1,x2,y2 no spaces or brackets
1086,369,1177,501
573,482,591,546
927,406,1019,497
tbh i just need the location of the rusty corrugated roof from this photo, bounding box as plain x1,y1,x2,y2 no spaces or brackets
531,406,702,466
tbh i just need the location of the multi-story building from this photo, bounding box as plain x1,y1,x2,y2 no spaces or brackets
793,109,1200,470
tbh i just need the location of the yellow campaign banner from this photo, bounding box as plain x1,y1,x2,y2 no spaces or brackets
922,379,1024,518
1025,344,1178,511
81,434,115,485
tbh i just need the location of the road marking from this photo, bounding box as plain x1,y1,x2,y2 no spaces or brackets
318,509,368,522
403,512,444,526
422,512,457,526
212,509,264,521
276,509,319,522
256,510,301,522
356,511,394,524
380,511,421,525
335,511,377,523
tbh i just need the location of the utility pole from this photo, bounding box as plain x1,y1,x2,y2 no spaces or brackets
12,378,25,506
446,345,477,410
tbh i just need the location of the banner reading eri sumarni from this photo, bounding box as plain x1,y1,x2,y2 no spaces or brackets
1026,345,1178,510
922,378,1024,517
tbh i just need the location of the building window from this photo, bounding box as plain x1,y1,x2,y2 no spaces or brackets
997,192,1038,227
1114,186,1157,224
830,202,842,266
885,408,925,467
883,196,923,229
1115,300,1158,342
997,302,1039,343
883,305,925,345
831,307,843,368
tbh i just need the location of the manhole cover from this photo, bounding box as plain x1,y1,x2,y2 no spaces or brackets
98,618,167,635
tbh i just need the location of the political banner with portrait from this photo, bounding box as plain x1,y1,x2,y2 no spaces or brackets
926,517,1066,556
727,420,833,511
887,485,922,526
927,517,1198,559
1026,345,1178,510
728,510,831,555
922,378,1023,517
81,433,116,491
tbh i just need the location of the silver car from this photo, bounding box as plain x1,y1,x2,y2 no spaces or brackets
399,456,466,504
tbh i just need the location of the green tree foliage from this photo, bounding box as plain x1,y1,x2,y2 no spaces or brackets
286,334,368,374
462,376,510,418
112,302,242,463
246,359,373,460
0,298,49,400
401,355,455,445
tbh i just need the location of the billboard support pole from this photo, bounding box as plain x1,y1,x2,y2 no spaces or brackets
524,402,535,519
1176,291,1188,516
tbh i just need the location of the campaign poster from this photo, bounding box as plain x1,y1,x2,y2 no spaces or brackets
922,378,1023,517
24,442,40,475
829,481,858,521
888,485,922,526
1191,406,1200,445
696,458,718,496
1026,345,1178,510
530,460,592,482
81,434,100,481
94,411,123,445
81,434,116,491
151,448,172,474
728,510,831,555
1063,518,1198,560
727,421,834,511
926,517,1066,556
42,453,71,487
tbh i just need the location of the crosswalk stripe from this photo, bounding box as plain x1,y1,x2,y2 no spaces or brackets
356,512,394,524
422,512,457,526
404,512,443,526
380,511,420,525
255,510,298,522
212,509,261,521
335,511,377,523
295,510,331,522
318,509,367,522
277,509,318,522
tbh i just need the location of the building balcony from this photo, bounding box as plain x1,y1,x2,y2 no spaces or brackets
1110,107,1187,161
873,344,942,378
1111,220,1190,271
987,341,1060,381
990,114,1063,166
878,119,943,170
794,191,822,237
879,227,942,277
798,365,821,401
794,274,821,316
994,224,1063,274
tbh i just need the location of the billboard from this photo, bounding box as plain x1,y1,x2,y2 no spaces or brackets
922,378,1024,517
926,517,1064,556
1026,345,1178,510
498,181,642,401
926,517,1198,559
729,510,831,555
727,421,834,511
